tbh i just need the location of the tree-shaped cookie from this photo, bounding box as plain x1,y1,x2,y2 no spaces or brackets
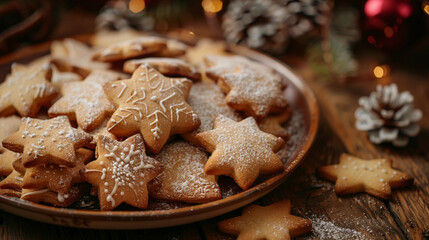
2,116,92,168
103,64,200,153
84,134,163,210
218,200,312,240
317,153,413,199
196,115,284,190
48,70,121,131
0,63,59,117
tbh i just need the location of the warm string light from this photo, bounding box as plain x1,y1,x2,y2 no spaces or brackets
202,0,223,13
129,0,145,13
373,65,390,79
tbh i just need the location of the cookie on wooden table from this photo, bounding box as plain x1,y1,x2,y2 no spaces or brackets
317,153,414,199
123,57,201,81
83,134,163,210
2,116,92,168
0,63,59,117
218,200,312,240
94,36,167,62
196,115,284,190
149,141,221,203
103,64,200,154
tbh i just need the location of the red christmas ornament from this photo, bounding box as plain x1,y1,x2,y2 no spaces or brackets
363,0,414,49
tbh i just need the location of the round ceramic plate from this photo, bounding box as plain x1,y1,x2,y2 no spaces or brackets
0,40,319,229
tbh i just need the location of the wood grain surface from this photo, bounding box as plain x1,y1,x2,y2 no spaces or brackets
0,10,428,238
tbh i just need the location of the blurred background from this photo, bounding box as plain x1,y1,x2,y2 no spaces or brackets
0,0,428,81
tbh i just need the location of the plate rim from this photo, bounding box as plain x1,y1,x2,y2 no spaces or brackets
0,38,319,224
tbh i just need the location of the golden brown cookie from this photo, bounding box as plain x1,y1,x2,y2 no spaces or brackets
181,82,241,146
123,57,201,81
2,116,92,168
0,170,23,197
196,115,285,190
0,115,21,153
153,39,188,57
317,153,414,199
83,134,163,210
90,29,146,48
204,55,288,118
78,118,118,149
0,150,21,176
186,39,228,65
0,63,59,117
218,200,312,240
103,64,200,154
149,141,221,203
48,70,121,131
22,148,93,194
258,109,292,139
94,36,167,62
51,65,82,88
50,38,110,78
21,183,90,207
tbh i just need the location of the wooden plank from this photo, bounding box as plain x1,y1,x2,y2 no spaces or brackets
300,63,429,239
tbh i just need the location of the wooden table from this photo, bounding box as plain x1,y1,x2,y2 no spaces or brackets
1,11,428,240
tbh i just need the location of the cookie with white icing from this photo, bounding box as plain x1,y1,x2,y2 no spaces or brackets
84,134,163,210
21,183,90,207
2,116,92,168
123,57,201,81
22,148,93,194
149,141,221,203
103,64,200,154
196,115,285,190
94,36,167,62
0,63,59,117
181,82,241,146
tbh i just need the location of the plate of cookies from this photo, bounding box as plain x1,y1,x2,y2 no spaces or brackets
0,32,318,229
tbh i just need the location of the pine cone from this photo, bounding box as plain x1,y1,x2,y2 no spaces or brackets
276,0,329,38
222,0,289,53
355,84,422,147
95,0,154,32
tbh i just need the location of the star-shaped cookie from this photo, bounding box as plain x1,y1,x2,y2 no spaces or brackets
218,200,312,240
0,170,23,197
0,150,21,176
258,109,292,139
48,70,120,131
0,63,59,117
50,38,111,78
204,55,288,118
2,116,92,168
196,115,284,190
0,115,21,153
149,141,221,203
103,64,200,153
84,134,163,210
22,148,93,194
317,153,414,199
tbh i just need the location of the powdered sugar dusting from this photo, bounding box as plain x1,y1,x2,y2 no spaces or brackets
151,141,220,202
